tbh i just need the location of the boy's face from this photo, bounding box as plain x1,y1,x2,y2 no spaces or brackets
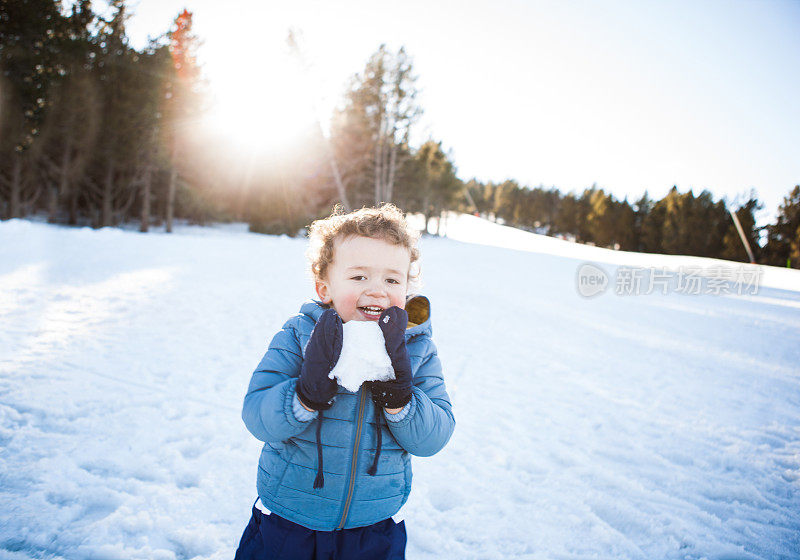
315,235,411,323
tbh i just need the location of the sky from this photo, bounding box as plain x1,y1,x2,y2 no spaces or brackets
113,0,800,228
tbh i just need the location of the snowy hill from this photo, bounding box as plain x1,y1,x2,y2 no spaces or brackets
1,216,799,559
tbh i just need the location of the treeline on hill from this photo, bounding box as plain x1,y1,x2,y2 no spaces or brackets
470,181,800,267
1,1,798,268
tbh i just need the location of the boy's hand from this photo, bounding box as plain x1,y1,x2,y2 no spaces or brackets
296,309,342,411
368,306,413,410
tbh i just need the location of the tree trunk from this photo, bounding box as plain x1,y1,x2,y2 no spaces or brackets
102,159,114,228
9,155,22,219
318,121,350,210
166,138,180,233
374,135,382,206
386,143,398,203
68,189,78,225
166,166,177,232
166,166,177,234
54,142,72,224
140,163,151,233
380,137,390,204
422,193,431,235
91,205,100,229
47,184,58,223
328,154,350,211
374,110,392,205
729,208,755,264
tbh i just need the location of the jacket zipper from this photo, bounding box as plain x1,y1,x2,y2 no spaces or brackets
336,388,366,529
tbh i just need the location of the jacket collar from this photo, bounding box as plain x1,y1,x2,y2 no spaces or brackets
299,295,432,339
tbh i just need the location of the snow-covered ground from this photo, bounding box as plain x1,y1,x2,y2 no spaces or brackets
1,216,799,560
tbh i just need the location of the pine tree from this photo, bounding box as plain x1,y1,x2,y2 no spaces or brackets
0,0,68,218
632,191,653,252
84,0,143,227
397,140,461,233
586,188,614,247
554,193,579,239
721,194,763,263
463,179,487,215
163,8,202,231
611,198,637,251
38,0,98,224
492,180,521,225
331,45,421,207
641,189,668,253
763,186,800,268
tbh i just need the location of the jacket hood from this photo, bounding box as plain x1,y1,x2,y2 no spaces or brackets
299,295,432,339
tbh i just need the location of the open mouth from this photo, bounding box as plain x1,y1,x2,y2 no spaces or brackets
358,305,384,320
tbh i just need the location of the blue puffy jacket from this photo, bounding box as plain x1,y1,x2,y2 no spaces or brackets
242,295,455,531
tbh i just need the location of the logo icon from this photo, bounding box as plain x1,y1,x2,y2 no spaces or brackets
576,263,609,298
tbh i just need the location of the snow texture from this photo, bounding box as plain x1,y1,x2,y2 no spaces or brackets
1,215,799,560
328,320,394,392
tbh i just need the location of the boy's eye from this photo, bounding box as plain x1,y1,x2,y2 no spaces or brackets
386,278,400,284
351,275,365,281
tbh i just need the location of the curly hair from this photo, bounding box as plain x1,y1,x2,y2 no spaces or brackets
306,203,421,292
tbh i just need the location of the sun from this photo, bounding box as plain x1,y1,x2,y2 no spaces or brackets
201,50,318,156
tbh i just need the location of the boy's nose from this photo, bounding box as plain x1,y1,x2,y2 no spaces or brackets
365,280,387,296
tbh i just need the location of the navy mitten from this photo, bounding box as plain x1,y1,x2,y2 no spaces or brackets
368,306,413,410
296,309,343,411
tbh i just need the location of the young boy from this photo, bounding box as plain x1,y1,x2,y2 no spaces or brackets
236,204,455,559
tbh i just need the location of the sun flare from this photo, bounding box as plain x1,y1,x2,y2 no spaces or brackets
202,53,318,156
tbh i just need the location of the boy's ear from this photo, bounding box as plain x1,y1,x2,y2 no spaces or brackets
315,279,331,304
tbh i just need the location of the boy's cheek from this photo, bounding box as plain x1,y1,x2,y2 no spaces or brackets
335,296,361,321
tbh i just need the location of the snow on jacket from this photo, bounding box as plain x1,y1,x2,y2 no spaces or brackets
242,295,455,531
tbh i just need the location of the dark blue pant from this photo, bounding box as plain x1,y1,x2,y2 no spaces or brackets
234,502,407,560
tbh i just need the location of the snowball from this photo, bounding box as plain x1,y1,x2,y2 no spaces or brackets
328,321,394,392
